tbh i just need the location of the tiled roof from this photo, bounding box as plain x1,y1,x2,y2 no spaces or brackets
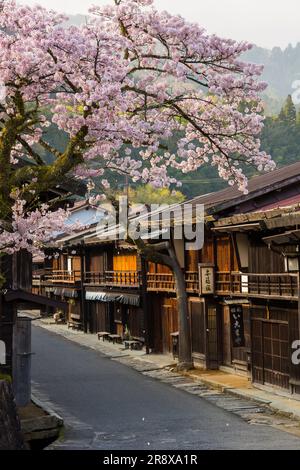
257,193,300,211
189,161,300,211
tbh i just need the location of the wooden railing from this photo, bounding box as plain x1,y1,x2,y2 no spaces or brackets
147,273,174,292
216,271,299,300
32,269,53,286
44,270,82,284
34,268,299,299
185,271,199,292
84,271,141,288
35,269,199,292
147,271,199,293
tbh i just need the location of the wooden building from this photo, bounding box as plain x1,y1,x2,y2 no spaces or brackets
145,161,300,375
85,241,144,339
36,226,146,342
183,161,300,380
211,204,300,395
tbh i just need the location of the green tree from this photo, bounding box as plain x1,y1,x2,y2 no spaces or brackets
278,94,296,123
128,185,185,205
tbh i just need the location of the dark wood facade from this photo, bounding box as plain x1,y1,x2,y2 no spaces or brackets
36,242,146,342
212,206,300,395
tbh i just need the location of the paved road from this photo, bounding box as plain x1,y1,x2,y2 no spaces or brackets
31,325,300,450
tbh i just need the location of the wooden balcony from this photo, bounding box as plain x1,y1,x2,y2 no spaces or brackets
32,269,52,286
147,271,199,294
34,268,298,300
40,270,82,284
37,269,198,292
216,271,299,300
84,271,141,289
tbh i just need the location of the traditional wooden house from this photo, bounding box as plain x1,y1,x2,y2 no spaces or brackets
32,201,105,326
36,202,146,342
40,235,146,341
182,161,300,397
211,202,300,395
84,238,145,341
144,162,300,367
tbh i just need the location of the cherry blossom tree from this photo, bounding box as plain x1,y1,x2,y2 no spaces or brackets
0,0,274,368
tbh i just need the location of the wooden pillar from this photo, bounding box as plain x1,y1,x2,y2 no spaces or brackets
12,316,32,407
80,242,87,333
0,255,16,379
0,296,14,379
204,298,209,369
298,269,300,342
141,255,150,354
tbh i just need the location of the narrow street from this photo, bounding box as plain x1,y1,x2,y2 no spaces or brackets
32,325,300,450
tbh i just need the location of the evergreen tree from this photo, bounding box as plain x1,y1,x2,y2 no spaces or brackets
279,94,297,123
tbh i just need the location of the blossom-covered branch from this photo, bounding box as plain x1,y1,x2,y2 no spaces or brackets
0,194,76,256
0,0,274,254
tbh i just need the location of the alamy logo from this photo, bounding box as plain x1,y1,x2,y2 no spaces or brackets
0,80,6,104
291,340,300,365
0,340,6,365
95,197,205,251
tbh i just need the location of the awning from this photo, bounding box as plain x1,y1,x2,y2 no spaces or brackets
53,288,78,298
85,290,140,306
224,299,250,305
212,223,261,233
85,291,114,301
117,293,140,307
263,229,300,246
45,287,55,293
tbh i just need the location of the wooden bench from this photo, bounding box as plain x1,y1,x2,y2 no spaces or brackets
132,336,145,349
108,334,122,344
124,340,143,351
97,331,110,341
67,313,82,330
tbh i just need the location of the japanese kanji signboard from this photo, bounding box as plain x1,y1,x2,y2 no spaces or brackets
230,305,245,348
199,264,215,295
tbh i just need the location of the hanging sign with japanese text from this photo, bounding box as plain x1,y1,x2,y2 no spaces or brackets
230,305,245,348
199,264,215,295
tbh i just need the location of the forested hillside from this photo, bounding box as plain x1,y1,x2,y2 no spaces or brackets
243,44,300,115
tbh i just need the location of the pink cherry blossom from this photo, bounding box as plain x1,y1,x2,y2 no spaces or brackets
0,197,79,256
0,0,275,255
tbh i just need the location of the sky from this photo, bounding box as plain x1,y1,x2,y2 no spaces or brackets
18,0,300,50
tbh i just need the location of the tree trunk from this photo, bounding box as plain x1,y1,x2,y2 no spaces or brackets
168,246,193,371
136,239,194,371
